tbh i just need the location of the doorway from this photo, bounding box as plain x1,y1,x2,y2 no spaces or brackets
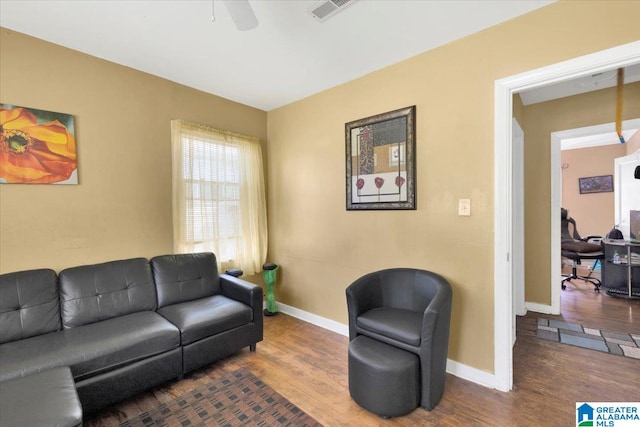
551,119,640,312
493,40,640,392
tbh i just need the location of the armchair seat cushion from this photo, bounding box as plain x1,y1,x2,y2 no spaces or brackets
158,295,253,346
357,307,423,347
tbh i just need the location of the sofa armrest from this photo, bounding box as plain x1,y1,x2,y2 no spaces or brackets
220,274,263,345
220,274,262,311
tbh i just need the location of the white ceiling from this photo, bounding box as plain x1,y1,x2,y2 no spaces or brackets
0,0,556,111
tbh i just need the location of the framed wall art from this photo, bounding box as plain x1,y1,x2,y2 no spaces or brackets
0,103,77,184
345,106,416,210
578,175,613,194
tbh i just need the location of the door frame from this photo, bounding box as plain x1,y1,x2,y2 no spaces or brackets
493,40,640,392
512,118,525,329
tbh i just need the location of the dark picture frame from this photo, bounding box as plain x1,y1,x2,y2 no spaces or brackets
345,106,416,210
578,175,613,194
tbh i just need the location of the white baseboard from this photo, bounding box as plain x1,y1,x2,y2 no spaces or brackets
273,302,501,390
445,359,498,389
275,302,349,336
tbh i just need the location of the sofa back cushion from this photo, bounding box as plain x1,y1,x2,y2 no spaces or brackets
151,253,220,308
0,269,61,344
58,258,157,328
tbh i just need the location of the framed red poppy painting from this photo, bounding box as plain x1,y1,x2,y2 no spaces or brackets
0,103,77,184
345,106,416,210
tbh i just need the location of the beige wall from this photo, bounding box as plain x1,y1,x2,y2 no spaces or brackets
561,144,627,234
266,1,640,373
0,29,267,273
522,82,640,304
2,1,640,375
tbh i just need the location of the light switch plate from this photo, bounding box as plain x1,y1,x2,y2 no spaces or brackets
458,199,471,216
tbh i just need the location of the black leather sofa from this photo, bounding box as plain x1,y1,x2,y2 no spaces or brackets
0,252,263,422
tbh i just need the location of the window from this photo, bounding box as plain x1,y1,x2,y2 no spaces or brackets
171,120,267,275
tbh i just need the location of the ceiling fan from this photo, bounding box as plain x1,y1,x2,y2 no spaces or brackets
222,0,258,31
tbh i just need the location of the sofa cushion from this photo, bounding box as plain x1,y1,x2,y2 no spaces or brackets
158,295,252,346
0,269,61,344
151,253,221,308
0,311,179,383
357,307,423,347
0,366,82,427
59,258,157,328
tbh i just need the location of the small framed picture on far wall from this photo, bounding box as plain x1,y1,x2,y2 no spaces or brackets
578,175,613,194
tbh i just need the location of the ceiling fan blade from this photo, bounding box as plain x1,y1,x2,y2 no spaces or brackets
223,0,258,31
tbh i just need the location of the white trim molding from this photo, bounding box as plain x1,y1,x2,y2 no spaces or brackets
494,78,515,393
494,40,640,392
446,359,498,390
275,302,349,337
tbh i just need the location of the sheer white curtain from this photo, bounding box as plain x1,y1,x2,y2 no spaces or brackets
171,120,267,275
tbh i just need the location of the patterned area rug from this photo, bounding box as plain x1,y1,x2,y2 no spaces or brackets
537,318,640,360
119,368,322,427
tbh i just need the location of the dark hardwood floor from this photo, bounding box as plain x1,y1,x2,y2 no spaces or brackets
86,281,639,426
553,274,640,335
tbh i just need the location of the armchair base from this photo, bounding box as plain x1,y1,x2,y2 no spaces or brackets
348,335,419,418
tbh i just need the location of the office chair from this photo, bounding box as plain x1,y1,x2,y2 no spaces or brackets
560,208,604,291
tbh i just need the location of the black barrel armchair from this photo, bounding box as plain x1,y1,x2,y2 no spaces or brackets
346,268,453,410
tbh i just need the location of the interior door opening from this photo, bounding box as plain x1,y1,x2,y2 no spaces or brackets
494,40,640,392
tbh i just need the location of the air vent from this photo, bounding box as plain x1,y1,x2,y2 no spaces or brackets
308,0,358,22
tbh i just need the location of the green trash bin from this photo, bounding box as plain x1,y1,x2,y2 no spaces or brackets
263,263,279,316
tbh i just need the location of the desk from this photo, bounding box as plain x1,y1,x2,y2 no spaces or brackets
602,239,640,299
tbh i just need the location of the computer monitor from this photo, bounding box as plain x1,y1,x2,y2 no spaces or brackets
631,210,640,240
